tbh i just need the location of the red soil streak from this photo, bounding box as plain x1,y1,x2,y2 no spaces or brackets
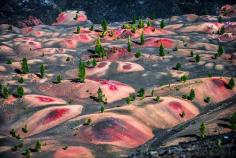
218,33,236,42
108,85,118,91
76,14,87,22
97,62,107,68
56,13,67,24
27,41,42,49
78,117,151,148
21,27,33,34
3,95,17,105
168,101,194,119
143,27,173,35
72,34,93,43
13,37,35,42
141,38,175,48
36,96,55,102
33,30,42,37
117,29,133,38
96,79,127,86
123,64,132,70
43,108,69,124
62,39,77,49
211,78,226,87
53,146,94,158
95,79,128,91
107,47,134,61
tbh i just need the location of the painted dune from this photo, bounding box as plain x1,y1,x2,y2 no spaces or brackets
75,113,153,148
0,3,236,158
14,105,83,137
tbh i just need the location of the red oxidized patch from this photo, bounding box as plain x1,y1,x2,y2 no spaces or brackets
56,13,66,23
123,64,132,70
36,96,55,102
97,62,107,68
43,108,69,124
168,101,184,114
21,27,33,34
109,85,118,91
211,78,226,87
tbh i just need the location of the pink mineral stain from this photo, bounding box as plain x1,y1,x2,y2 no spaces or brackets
78,117,152,148
97,62,107,68
56,13,67,24
76,14,87,22
168,101,194,119
123,64,132,70
109,85,118,91
36,96,55,102
43,108,69,124
21,27,33,34
143,38,175,48
211,78,226,87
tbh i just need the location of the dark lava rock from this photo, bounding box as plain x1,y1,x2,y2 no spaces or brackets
0,0,236,26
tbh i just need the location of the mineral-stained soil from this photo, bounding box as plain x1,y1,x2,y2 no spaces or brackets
0,5,236,158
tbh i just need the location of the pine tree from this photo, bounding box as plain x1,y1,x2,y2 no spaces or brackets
40,64,45,78
95,38,106,58
132,16,136,24
147,20,152,27
187,89,195,100
190,50,194,57
135,50,142,58
175,63,181,70
137,88,145,98
204,97,211,103
140,31,144,45
76,25,80,34
2,86,9,99
17,86,24,97
18,77,24,83
100,104,105,113
92,58,97,67
131,24,136,33
218,16,222,23
127,36,132,52
160,19,165,29
6,59,12,64
78,60,86,83
56,74,62,83
159,43,165,56
138,19,144,28
180,75,188,82
97,88,106,103
199,122,206,139
22,124,28,133
195,54,200,63
21,58,29,74
153,96,160,102
101,19,108,32
89,24,94,31
217,45,224,56
226,78,235,90
35,140,41,151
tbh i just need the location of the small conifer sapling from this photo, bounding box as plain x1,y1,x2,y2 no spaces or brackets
160,20,165,29
140,31,144,45
127,36,132,52
226,78,235,90
40,64,45,78
78,60,86,83
199,122,206,139
21,58,29,74
159,43,165,56
17,86,24,97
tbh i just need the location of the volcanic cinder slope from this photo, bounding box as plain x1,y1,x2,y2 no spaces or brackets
0,4,236,158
